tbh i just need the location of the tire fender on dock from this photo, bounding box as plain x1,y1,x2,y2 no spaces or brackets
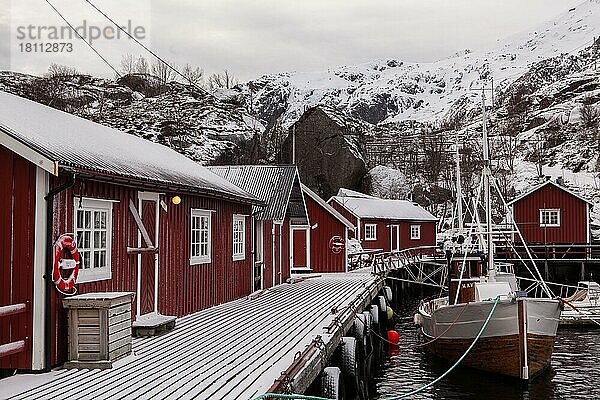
370,305,379,326
320,366,346,400
384,285,393,303
338,336,361,396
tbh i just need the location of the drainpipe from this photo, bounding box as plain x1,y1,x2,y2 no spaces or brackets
44,173,75,371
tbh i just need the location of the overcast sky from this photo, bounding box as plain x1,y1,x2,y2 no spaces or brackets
0,0,584,81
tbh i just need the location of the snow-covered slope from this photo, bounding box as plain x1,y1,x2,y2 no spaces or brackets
243,0,600,127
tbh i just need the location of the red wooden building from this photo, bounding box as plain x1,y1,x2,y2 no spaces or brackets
329,189,438,252
0,91,260,371
299,184,355,273
508,180,592,258
208,165,309,288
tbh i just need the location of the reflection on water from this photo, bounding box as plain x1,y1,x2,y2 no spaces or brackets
373,297,600,400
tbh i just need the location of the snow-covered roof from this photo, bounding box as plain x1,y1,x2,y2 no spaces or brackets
330,195,438,221
335,188,375,199
208,165,304,221
301,184,355,229
0,91,258,203
507,179,593,206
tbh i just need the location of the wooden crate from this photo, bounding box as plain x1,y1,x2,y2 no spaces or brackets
62,292,134,369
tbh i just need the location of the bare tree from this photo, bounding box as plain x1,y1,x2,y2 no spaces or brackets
580,103,600,128
181,64,204,86
119,54,135,74
135,56,150,74
46,63,78,78
208,69,238,90
152,59,176,84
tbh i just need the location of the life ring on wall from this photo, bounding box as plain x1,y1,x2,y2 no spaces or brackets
329,236,345,254
52,234,80,296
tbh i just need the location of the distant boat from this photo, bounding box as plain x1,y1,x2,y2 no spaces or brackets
416,89,561,380
560,281,600,326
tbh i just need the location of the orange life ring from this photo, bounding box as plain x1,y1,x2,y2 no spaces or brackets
53,234,80,296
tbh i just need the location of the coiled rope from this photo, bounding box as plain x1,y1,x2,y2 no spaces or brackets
251,296,501,400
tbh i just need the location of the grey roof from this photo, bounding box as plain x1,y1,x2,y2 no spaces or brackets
0,91,259,203
330,195,438,221
507,179,593,206
208,165,301,221
301,184,355,229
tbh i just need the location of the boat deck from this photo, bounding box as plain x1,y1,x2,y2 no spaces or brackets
1,272,380,400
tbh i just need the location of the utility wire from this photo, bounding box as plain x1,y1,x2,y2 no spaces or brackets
44,0,121,77
82,0,211,97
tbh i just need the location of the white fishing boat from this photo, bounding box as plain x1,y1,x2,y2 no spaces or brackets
417,89,562,380
560,281,600,326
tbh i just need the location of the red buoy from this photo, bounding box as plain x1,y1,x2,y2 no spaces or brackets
387,330,400,345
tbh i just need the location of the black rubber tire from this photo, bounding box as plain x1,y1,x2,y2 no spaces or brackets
321,366,346,400
338,336,360,397
370,304,379,326
354,314,367,350
384,285,393,303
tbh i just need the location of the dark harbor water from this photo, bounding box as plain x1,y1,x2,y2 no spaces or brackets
373,297,600,400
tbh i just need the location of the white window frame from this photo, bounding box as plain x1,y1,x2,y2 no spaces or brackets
364,224,377,241
232,215,246,261
540,209,560,227
191,209,212,265
411,225,421,240
74,198,113,283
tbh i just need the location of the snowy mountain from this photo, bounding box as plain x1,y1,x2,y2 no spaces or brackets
242,0,600,128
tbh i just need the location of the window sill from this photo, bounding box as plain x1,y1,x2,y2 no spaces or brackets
190,258,211,266
233,255,245,262
540,224,560,228
364,238,377,241
76,269,112,284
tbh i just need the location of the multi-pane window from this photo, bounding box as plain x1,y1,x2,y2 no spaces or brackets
411,225,421,240
74,198,112,282
191,209,211,264
233,215,246,261
540,209,560,227
365,224,377,241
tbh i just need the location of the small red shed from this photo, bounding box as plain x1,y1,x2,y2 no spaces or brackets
329,189,438,253
208,165,309,288
508,180,592,258
300,184,355,273
0,91,260,371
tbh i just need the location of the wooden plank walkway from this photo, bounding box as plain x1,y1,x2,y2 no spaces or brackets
2,272,379,400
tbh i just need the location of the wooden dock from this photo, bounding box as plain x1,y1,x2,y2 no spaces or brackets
2,272,382,400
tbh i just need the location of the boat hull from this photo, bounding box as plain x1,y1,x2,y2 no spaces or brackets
419,297,561,379
423,332,555,378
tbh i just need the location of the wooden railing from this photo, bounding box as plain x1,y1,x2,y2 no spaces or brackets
495,243,600,261
348,245,444,274
0,302,29,360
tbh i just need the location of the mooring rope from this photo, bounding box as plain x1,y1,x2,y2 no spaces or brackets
559,297,600,327
251,296,501,400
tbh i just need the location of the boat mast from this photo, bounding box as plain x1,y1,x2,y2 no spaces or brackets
455,131,464,230
481,88,495,281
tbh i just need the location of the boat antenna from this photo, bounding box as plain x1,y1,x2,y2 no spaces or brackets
455,131,464,230
481,88,496,282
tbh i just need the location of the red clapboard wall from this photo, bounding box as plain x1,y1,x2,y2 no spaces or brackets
304,193,348,273
48,176,253,367
513,183,588,245
0,148,35,370
359,219,436,253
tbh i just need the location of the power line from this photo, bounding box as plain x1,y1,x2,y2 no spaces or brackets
44,0,121,77
82,0,211,97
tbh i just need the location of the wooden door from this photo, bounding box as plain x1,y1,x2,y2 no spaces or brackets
292,229,308,268
139,198,157,315
253,220,264,291
390,225,400,252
